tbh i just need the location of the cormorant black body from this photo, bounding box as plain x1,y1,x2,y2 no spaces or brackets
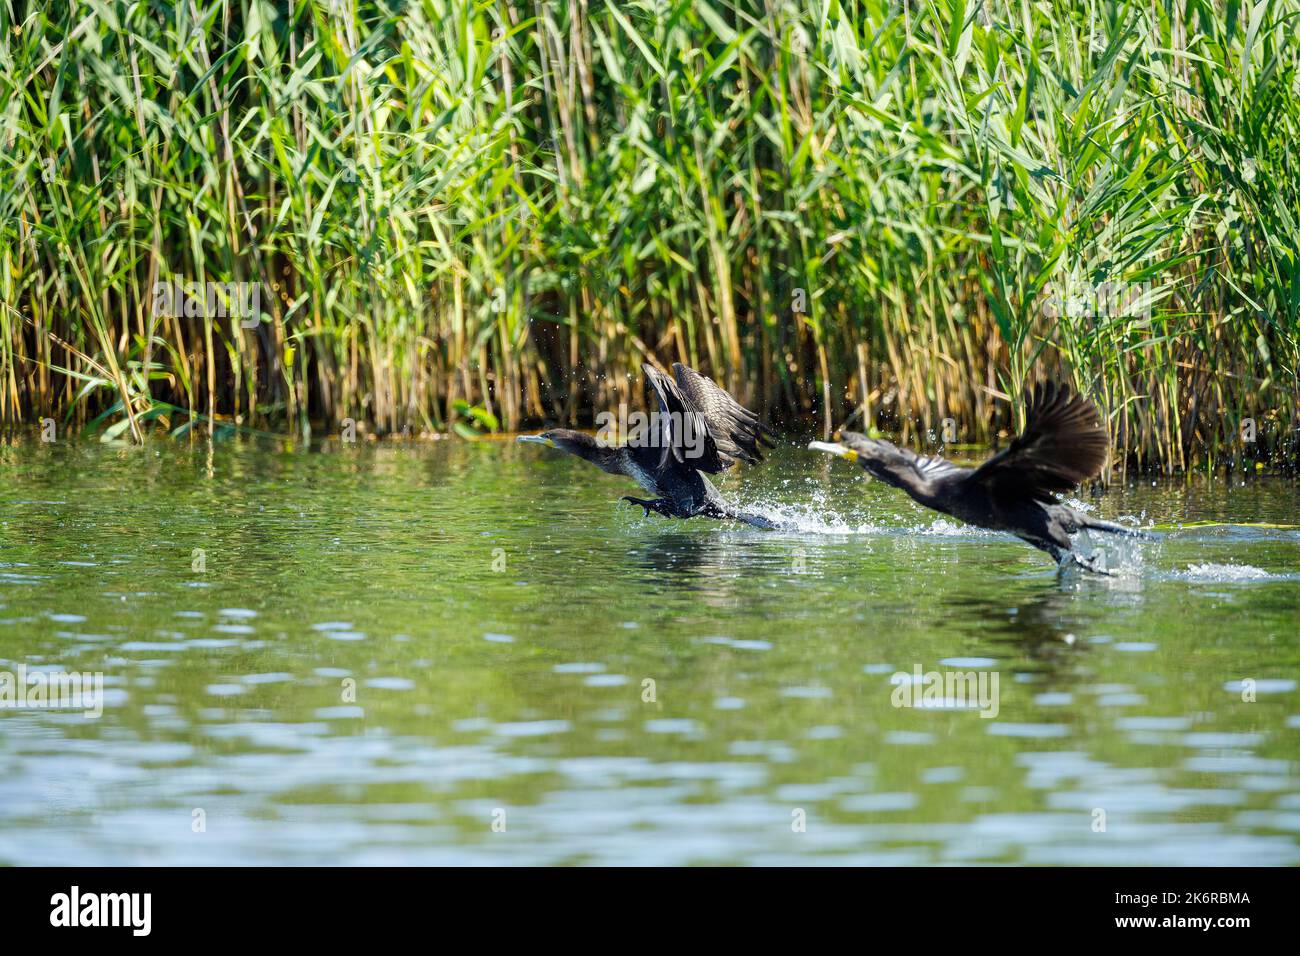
811,381,1145,571
518,363,778,529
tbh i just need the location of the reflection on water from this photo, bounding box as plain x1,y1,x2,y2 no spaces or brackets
0,438,1297,864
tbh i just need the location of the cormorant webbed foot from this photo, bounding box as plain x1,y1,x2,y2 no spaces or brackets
1057,550,1115,576
724,509,778,530
621,496,675,519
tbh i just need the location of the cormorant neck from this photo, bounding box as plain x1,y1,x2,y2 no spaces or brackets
879,468,934,502
865,452,937,505
532,430,628,475
581,445,627,475
557,438,625,475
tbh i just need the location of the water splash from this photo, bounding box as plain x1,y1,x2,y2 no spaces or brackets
725,482,876,534
1172,563,1280,582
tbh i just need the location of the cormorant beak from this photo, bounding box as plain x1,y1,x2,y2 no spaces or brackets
807,440,859,463
516,434,554,447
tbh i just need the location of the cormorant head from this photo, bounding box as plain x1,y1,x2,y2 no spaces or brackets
808,430,864,464
812,431,938,493
517,429,621,472
808,431,897,481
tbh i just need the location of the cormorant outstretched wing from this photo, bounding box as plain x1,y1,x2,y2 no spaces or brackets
671,363,775,465
970,381,1109,502
642,363,773,473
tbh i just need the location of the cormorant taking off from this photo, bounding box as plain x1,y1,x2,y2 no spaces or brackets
809,381,1144,572
518,362,778,529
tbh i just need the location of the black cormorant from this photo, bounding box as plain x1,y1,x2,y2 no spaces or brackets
518,363,779,529
809,381,1144,571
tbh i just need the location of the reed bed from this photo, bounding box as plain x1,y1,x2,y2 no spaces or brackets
1,0,1296,470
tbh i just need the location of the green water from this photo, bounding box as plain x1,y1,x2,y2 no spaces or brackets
0,437,1297,865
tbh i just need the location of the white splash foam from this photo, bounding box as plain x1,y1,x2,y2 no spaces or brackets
911,518,991,537
726,484,877,534
1174,562,1277,582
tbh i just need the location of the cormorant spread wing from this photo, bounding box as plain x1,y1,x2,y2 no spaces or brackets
642,363,773,473
969,381,1109,501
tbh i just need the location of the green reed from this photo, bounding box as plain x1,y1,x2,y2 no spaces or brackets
0,0,1296,471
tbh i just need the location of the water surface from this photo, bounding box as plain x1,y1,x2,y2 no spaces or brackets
1,437,1297,864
